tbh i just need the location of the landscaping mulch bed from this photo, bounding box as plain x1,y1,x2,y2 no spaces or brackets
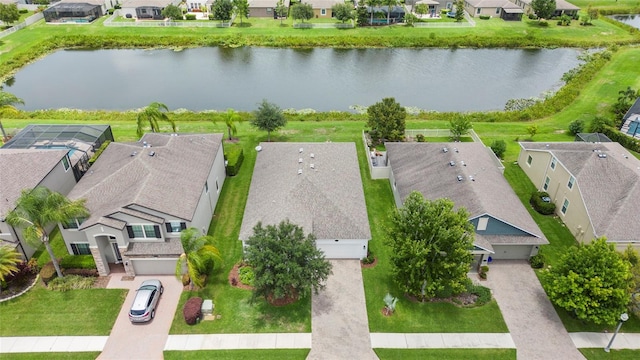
93,276,110,289
0,272,38,301
228,263,254,291
361,257,378,269
404,292,479,307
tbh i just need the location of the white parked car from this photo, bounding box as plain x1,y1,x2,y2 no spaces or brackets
129,279,164,323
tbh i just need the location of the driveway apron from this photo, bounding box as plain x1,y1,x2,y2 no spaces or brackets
307,260,378,360
98,275,182,360
486,260,585,360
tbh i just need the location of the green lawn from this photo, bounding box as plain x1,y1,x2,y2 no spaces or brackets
0,353,101,360
0,285,126,336
375,348,517,359
164,349,310,359
580,349,640,360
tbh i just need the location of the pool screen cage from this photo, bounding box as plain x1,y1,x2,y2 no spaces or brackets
43,3,104,23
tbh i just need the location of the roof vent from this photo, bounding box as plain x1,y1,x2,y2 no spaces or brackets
469,175,475,181
461,161,466,166
454,148,459,153
299,147,304,153
130,151,137,157
149,151,155,157
297,169,303,175
597,153,607,158
143,141,148,148
449,161,456,166
298,158,303,163
310,153,315,158
310,164,315,169
442,147,448,153
457,175,464,181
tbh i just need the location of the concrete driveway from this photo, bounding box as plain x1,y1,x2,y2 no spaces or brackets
307,260,378,360
97,275,182,360
486,260,585,360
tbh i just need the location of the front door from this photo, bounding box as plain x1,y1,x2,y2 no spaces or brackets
112,243,122,263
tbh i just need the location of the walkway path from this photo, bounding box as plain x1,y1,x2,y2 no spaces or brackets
306,260,378,360
370,333,515,349
486,260,585,360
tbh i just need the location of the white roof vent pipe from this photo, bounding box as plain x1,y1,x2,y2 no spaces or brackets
297,169,303,175
310,164,315,169
442,147,449,153
299,147,304,153
298,158,303,163
310,153,315,158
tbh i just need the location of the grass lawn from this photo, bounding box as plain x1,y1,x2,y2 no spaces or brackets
164,349,310,359
375,348,517,359
0,285,126,336
0,353,101,360
579,349,640,360
32,227,71,267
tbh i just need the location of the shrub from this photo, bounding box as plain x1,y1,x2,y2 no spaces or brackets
567,119,584,136
361,250,375,265
530,191,556,215
181,274,190,286
224,144,244,176
383,293,398,313
88,140,111,166
185,14,196,20
4,260,38,284
19,9,29,14
557,14,571,26
108,9,115,15
480,265,489,274
479,15,490,20
114,4,121,9
63,268,98,277
183,297,203,325
466,283,492,305
538,20,548,27
528,14,538,20
415,134,425,142
238,266,254,286
208,14,215,20
60,255,96,270
40,262,58,285
48,275,95,291
490,140,506,159
529,253,545,269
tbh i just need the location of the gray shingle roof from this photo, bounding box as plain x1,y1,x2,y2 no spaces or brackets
125,237,183,256
0,149,68,219
121,0,176,8
520,142,640,242
239,142,371,241
386,142,546,246
69,133,223,230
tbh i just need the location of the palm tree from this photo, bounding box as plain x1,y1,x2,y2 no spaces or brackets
216,108,243,140
0,91,25,142
136,102,176,138
0,246,21,285
176,227,222,289
6,186,89,278
382,0,398,24
365,0,381,25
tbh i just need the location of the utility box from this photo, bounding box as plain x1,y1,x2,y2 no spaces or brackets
201,299,214,315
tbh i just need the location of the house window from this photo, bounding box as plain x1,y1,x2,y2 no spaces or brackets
62,217,86,230
71,243,91,255
527,155,533,165
496,8,500,14
477,217,489,231
476,8,481,14
62,155,70,171
127,224,160,239
216,180,219,192
543,176,550,191
165,221,187,233
267,7,272,12
321,8,326,15
205,181,209,193
141,9,147,14
561,199,569,214
567,176,575,190
550,157,557,170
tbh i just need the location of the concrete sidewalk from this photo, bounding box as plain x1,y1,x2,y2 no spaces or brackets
370,333,516,349
164,333,312,350
0,336,107,353
570,332,640,350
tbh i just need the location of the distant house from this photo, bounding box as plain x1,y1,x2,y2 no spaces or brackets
239,142,371,259
518,142,640,250
307,0,340,18
61,133,226,276
621,97,640,139
0,149,77,259
367,5,406,24
249,0,289,18
43,0,110,23
511,0,579,17
464,0,523,20
120,0,181,20
386,142,547,269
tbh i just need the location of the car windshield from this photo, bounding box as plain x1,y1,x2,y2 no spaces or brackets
130,309,146,316
139,285,156,291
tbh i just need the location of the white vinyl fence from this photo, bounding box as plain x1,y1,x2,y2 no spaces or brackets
0,12,44,39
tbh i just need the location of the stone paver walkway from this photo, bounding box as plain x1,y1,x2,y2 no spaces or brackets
487,260,585,360
306,260,378,360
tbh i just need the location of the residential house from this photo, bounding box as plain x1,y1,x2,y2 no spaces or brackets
386,142,547,269
120,0,181,20
239,142,371,259
518,142,640,250
511,0,579,17
43,0,116,23
61,133,225,276
0,149,77,258
249,0,289,18
410,0,441,17
307,0,339,18
621,97,640,139
464,0,523,20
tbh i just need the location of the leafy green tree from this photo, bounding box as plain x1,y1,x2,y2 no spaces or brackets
161,4,183,20
233,0,249,24
0,90,24,142
531,0,555,20
244,220,332,303
367,97,406,143
6,187,89,278
216,108,242,140
356,1,368,26
567,119,584,136
136,102,176,138
449,115,472,141
0,4,20,25
365,0,381,25
291,3,313,23
526,124,538,139
588,115,615,133
212,0,233,22
414,3,428,16
381,0,398,24
490,139,507,159
332,3,354,23
176,227,222,289
454,0,464,22
388,192,474,300
621,246,640,319
0,246,21,285
612,86,639,120
275,0,288,25
543,238,633,325
250,99,286,142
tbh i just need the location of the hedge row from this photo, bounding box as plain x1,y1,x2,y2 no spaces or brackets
224,144,244,176
530,191,556,215
601,126,640,153
88,140,111,165
60,255,97,270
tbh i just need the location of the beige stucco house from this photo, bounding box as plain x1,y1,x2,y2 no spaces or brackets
518,142,640,250
61,133,226,276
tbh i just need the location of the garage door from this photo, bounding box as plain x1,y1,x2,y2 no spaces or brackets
491,245,533,260
316,240,366,259
131,258,177,275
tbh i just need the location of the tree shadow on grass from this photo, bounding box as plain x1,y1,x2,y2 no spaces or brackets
252,295,311,332
236,22,253,28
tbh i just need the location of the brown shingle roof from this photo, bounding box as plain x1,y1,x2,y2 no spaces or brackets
386,142,546,246
239,142,371,241
520,142,640,242
69,133,223,230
